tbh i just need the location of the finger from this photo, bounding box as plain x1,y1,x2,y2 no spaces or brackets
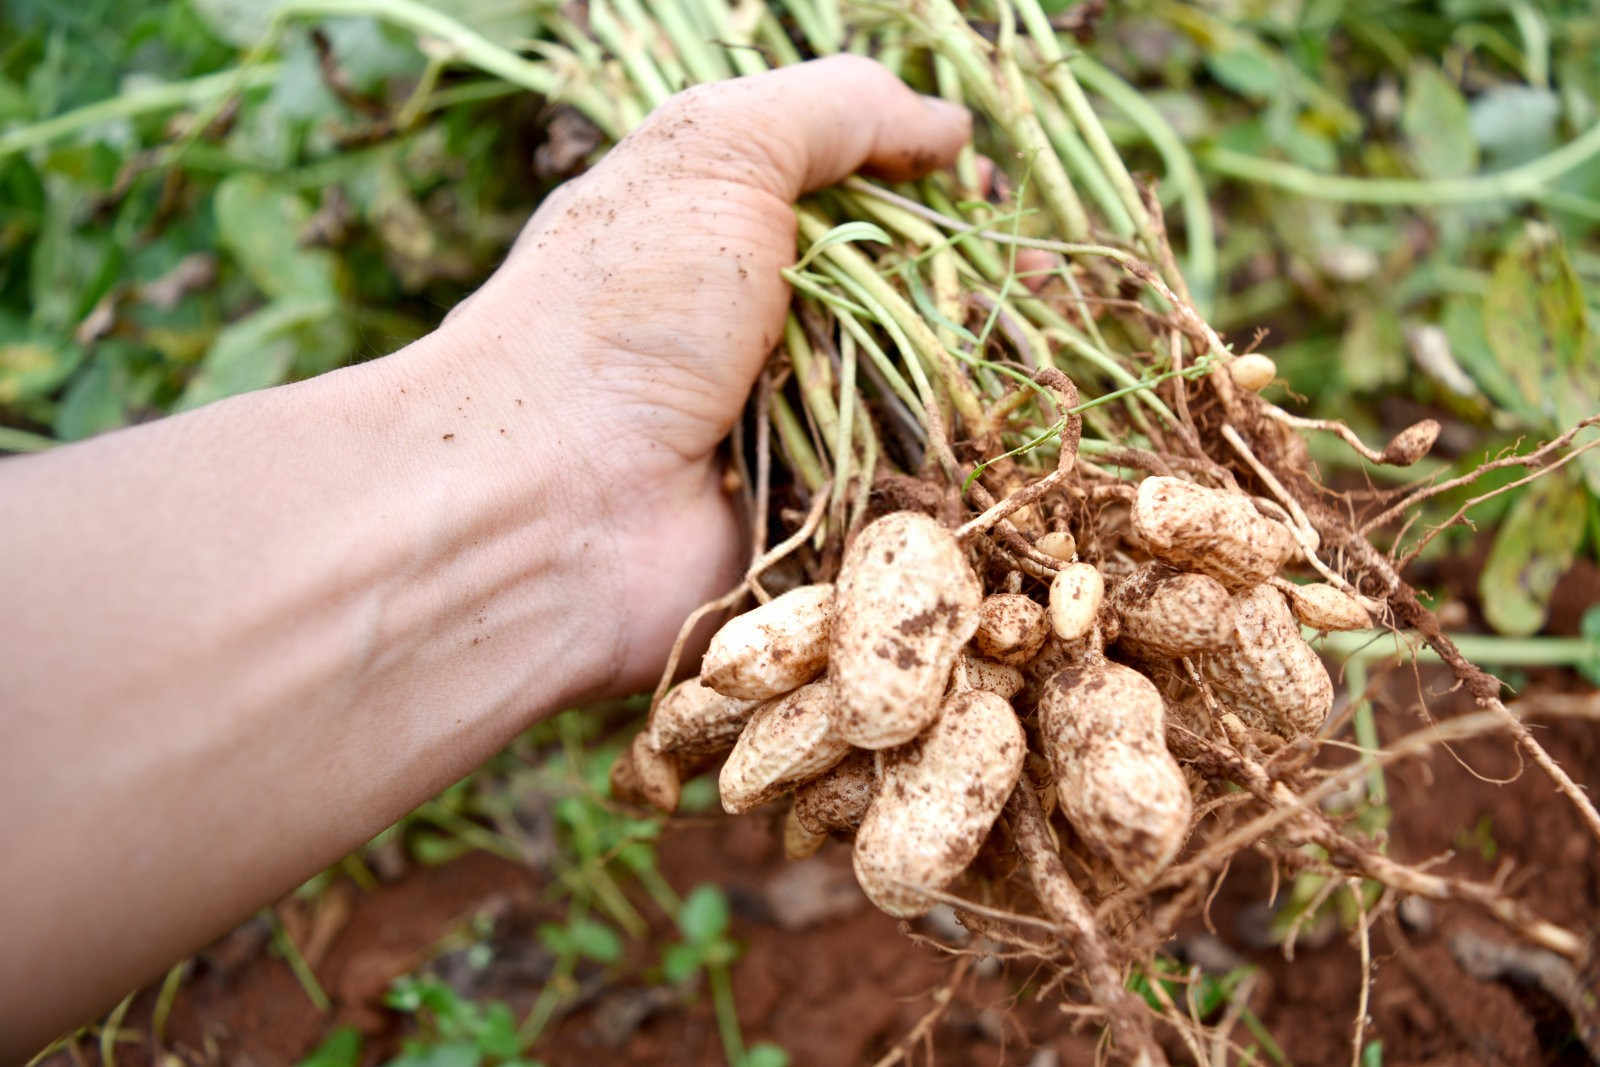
624,55,971,201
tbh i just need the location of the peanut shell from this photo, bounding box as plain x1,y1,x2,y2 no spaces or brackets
1132,476,1297,588
793,750,876,834
1227,354,1276,392
1038,663,1191,884
609,731,681,814
1113,566,1236,657
852,689,1025,917
718,679,851,814
951,653,1025,701
972,593,1050,666
1048,562,1104,641
783,807,828,860
1200,585,1333,737
1281,582,1372,632
830,511,982,748
702,583,833,700
1034,530,1077,562
646,678,758,757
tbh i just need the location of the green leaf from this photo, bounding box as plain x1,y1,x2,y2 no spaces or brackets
1402,63,1477,180
1482,229,1600,492
1479,469,1588,636
741,1043,791,1067
477,1002,520,1059
792,221,891,272
0,328,82,404
1361,1038,1384,1067
677,884,730,944
54,347,128,441
661,941,704,984
1440,298,1533,422
566,918,623,963
1469,86,1559,167
214,174,339,302
1206,47,1279,99
1578,606,1600,687
385,1042,483,1067
296,1026,362,1067
1339,305,1405,393
178,299,346,410
190,0,286,47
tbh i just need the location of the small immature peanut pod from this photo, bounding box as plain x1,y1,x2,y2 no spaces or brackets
1113,565,1236,657
1034,530,1077,562
783,806,828,860
1038,663,1191,884
610,731,681,814
718,680,851,814
950,653,1025,701
830,511,982,749
646,678,758,757
701,583,833,700
852,690,1025,918
1048,562,1104,641
1132,476,1298,588
793,749,876,835
1227,353,1277,392
972,593,1050,666
1201,585,1333,737
1378,419,1440,467
1280,581,1372,632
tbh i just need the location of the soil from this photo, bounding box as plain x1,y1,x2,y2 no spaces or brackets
34,668,1600,1067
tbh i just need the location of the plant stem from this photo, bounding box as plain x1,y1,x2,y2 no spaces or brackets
1317,630,1596,667
268,908,330,1013
708,961,747,1065
0,65,279,161
1204,120,1600,205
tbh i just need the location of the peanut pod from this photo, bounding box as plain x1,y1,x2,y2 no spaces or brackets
830,511,982,749
647,678,758,757
718,679,851,814
1048,562,1104,641
972,593,1050,666
609,731,682,814
701,583,833,700
1113,565,1236,657
793,749,877,835
1132,476,1297,588
1200,585,1333,737
1038,663,1191,884
1280,581,1372,632
852,689,1026,918
950,653,1025,701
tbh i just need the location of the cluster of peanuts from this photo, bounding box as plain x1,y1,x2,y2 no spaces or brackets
611,474,1374,919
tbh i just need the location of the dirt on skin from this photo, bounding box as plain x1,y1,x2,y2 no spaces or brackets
35,670,1600,1067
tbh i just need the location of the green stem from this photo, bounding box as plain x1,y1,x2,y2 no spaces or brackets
1316,630,1595,667
151,959,190,1044
1070,55,1217,314
708,961,747,1065
1204,120,1600,205
1346,657,1387,809
0,426,56,453
267,909,330,1013
99,992,135,1067
772,392,827,491
0,65,279,161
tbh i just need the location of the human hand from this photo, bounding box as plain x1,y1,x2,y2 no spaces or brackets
431,56,970,692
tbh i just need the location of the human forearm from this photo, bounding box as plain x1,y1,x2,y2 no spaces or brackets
0,325,618,1054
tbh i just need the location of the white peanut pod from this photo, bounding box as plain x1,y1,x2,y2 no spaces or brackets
972,593,1050,666
1113,566,1237,657
1201,585,1333,737
950,653,1025,701
1048,562,1104,641
852,690,1025,918
1038,663,1191,884
829,512,982,749
1281,582,1372,632
1132,476,1298,588
646,678,758,757
609,731,682,814
793,750,877,835
718,679,851,814
701,583,833,700
1227,353,1276,392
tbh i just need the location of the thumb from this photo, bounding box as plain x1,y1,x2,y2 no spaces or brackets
616,55,972,201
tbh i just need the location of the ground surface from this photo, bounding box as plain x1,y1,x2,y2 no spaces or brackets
36,659,1599,1067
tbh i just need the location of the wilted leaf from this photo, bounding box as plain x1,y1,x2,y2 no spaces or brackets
1479,469,1587,636
214,174,340,302
1401,63,1476,180
179,299,338,410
